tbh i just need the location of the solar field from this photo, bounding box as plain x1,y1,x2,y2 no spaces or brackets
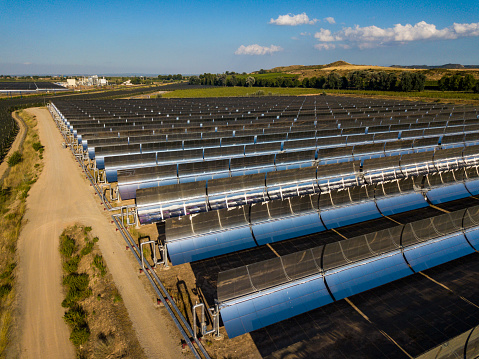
0,81,68,93
49,95,479,358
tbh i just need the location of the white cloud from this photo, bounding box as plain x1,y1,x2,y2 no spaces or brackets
314,21,479,50
314,28,339,42
314,43,336,50
453,22,479,36
235,44,283,55
269,13,319,26
300,32,311,36
324,17,336,24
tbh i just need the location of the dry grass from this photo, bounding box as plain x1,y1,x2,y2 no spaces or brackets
0,110,43,357
60,225,146,359
269,61,479,81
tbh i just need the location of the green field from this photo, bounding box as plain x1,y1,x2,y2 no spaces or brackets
326,88,479,101
161,86,479,102
161,87,325,98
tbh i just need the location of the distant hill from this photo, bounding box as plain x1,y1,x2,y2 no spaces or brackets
268,60,352,73
390,64,479,70
259,61,479,81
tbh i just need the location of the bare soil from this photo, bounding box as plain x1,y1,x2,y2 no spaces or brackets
13,107,188,359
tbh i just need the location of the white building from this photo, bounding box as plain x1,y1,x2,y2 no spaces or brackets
67,78,77,87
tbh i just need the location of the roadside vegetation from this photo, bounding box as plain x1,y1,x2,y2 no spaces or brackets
0,110,43,356
59,224,146,358
6,151,22,167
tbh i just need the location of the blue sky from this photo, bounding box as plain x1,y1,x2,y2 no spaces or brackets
1,0,478,75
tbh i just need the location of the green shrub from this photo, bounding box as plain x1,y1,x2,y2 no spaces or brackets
113,292,122,303
80,241,94,256
70,327,90,346
0,187,11,203
19,184,31,199
63,304,88,327
0,263,16,279
63,255,81,274
7,151,22,167
59,234,77,258
32,142,44,153
63,304,90,346
0,283,12,298
83,226,92,235
62,273,91,307
93,255,107,277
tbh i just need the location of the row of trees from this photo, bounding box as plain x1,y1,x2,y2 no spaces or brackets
438,73,479,92
157,74,184,81
189,71,428,92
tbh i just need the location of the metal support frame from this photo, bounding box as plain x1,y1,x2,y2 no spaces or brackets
101,183,119,202
120,205,137,226
139,239,158,269
159,241,169,269
97,169,106,184
138,237,169,269
192,302,221,339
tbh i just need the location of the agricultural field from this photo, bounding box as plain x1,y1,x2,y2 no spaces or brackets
0,110,18,163
161,86,325,98
162,85,479,104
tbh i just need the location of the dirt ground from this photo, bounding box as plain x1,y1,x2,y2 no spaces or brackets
13,107,188,359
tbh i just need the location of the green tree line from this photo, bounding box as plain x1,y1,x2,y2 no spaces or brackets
189,70,431,92
438,73,479,93
157,74,184,81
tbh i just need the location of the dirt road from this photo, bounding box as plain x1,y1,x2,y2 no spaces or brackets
15,108,185,358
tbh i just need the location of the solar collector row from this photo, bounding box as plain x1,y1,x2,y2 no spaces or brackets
53,101,467,123
67,117,479,157
122,141,479,202
216,205,479,338
89,120,479,163
60,110,460,131
51,99,472,146
53,97,453,116
104,129,479,183
63,108,461,124
162,166,479,265
99,129,473,176
66,112,478,144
